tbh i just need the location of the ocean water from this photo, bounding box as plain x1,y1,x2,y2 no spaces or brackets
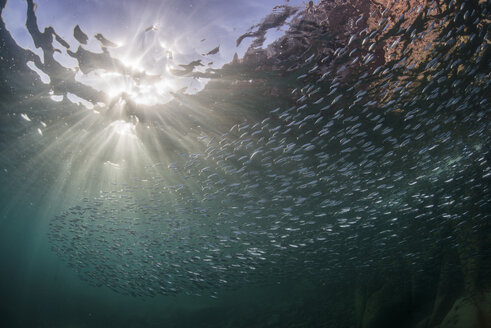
0,0,490,327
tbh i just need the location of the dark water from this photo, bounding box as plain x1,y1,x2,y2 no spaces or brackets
1,0,490,327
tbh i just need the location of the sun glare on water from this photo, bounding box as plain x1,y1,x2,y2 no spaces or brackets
109,120,137,137
100,54,175,107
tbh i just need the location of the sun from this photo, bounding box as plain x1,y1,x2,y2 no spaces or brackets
109,120,137,137
105,74,172,107
101,56,174,107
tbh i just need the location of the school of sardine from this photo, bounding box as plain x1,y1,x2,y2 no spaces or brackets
48,0,490,299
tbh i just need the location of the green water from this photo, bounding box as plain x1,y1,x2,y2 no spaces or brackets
1,0,490,327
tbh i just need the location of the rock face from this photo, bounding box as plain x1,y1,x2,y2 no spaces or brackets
439,294,491,328
360,279,413,328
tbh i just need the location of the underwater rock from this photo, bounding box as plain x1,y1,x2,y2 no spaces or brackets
360,279,413,328
439,293,491,328
425,255,464,328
